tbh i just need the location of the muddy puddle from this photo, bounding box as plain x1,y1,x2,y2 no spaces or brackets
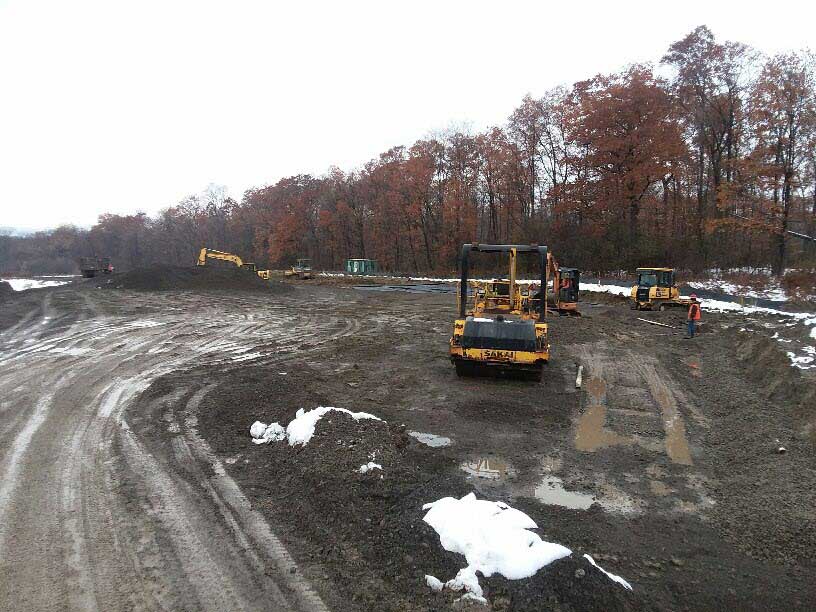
534,476,595,509
460,455,638,513
460,456,516,479
574,368,694,466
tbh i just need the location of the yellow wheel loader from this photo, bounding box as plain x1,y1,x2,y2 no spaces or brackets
630,267,691,311
449,244,553,382
196,248,272,280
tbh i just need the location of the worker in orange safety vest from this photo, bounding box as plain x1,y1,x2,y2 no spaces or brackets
686,294,702,338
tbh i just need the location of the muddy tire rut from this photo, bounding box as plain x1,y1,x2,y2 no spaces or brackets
1,283,814,611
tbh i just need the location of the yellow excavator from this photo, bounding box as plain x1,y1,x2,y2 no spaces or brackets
630,267,690,311
548,262,581,316
450,244,561,381
284,258,313,280
196,248,271,280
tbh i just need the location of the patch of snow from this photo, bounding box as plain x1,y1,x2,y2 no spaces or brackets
581,282,816,326
232,352,263,362
2,278,72,291
580,282,632,297
358,462,382,473
786,352,815,370
684,297,816,324
425,575,444,592
422,493,572,601
686,279,788,302
584,554,633,590
250,407,383,447
409,431,452,447
249,421,286,444
287,407,381,446
457,591,488,605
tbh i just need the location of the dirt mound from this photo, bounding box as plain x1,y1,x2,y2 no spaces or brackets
729,328,815,413
90,265,291,292
0,280,13,299
196,363,644,612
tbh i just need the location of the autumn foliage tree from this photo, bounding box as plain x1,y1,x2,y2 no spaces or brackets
2,27,814,279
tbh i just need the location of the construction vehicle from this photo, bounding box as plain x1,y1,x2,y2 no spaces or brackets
449,244,553,381
284,259,313,280
345,258,378,275
196,248,271,280
630,267,690,311
79,256,113,278
550,266,581,315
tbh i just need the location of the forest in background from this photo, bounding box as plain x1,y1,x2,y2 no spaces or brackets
2,26,815,278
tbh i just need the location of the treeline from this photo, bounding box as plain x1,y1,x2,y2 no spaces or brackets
2,26,815,277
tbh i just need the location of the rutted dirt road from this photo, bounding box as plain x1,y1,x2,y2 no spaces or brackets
1,279,814,611
0,287,332,611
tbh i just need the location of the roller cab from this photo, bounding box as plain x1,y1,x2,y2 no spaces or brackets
449,244,556,382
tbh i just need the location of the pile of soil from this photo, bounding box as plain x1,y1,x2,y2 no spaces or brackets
0,280,14,300
198,363,644,612
90,265,291,292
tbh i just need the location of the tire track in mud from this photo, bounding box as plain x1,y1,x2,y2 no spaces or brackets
0,289,346,612
571,343,712,514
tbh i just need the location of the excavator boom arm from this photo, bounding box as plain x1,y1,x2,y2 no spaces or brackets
197,248,244,268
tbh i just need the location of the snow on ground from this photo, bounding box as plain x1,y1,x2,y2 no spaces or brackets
786,350,816,370
286,407,381,446
584,554,633,590
2,277,73,291
250,421,285,444
582,281,816,327
358,462,382,473
424,575,444,592
250,406,382,447
422,492,624,603
580,282,632,297
686,279,788,302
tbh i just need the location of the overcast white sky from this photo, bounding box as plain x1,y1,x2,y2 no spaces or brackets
1,0,814,231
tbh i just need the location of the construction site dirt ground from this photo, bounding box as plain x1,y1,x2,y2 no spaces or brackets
1,272,814,611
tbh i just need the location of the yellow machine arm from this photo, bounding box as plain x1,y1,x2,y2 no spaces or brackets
197,248,245,268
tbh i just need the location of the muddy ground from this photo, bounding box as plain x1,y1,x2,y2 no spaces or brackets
1,272,814,611
151,281,816,610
